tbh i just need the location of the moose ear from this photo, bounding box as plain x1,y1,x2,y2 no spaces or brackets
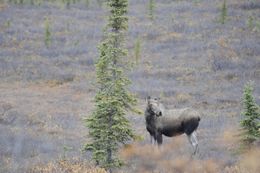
157,111,162,117
154,97,160,101
146,96,151,104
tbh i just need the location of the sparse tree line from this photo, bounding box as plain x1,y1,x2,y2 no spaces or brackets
6,0,104,7
219,0,260,31
5,0,260,31
4,0,259,50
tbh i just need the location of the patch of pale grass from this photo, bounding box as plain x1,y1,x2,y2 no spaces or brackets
46,80,65,87
0,2,7,11
120,136,259,172
175,92,192,104
217,37,240,61
120,139,222,173
157,32,183,42
28,159,106,173
121,143,260,172
216,127,240,151
224,148,260,173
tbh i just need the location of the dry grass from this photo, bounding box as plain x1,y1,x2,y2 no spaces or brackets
0,2,7,11
119,127,260,173
123,146,260,173
218,128,240,144
175,92,193,104
120,139,223,173
224,149,260,173
157,32,183,42
28,159,106,173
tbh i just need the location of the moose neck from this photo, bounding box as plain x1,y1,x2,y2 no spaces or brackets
145,107,157,125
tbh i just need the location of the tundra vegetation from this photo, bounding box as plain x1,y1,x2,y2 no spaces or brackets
0,0,260,173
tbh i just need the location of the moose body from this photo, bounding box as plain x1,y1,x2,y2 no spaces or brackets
145,97,201,154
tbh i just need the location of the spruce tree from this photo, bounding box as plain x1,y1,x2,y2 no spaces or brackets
44,17,51,48
134,36,141,64
85,0,136,172
240,82,260,148
148,0,155,20
220,0,227,24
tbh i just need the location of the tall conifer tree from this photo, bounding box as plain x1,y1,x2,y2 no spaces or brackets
85,0,136,172
240,82,260,148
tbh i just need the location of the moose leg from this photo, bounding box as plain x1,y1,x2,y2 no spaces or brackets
147,127,154,144
192,132,198,154
156,132,163,145
153,134,158,145
187,132,198,155
150,135,154,144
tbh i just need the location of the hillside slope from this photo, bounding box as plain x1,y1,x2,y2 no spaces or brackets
0,0,259,172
